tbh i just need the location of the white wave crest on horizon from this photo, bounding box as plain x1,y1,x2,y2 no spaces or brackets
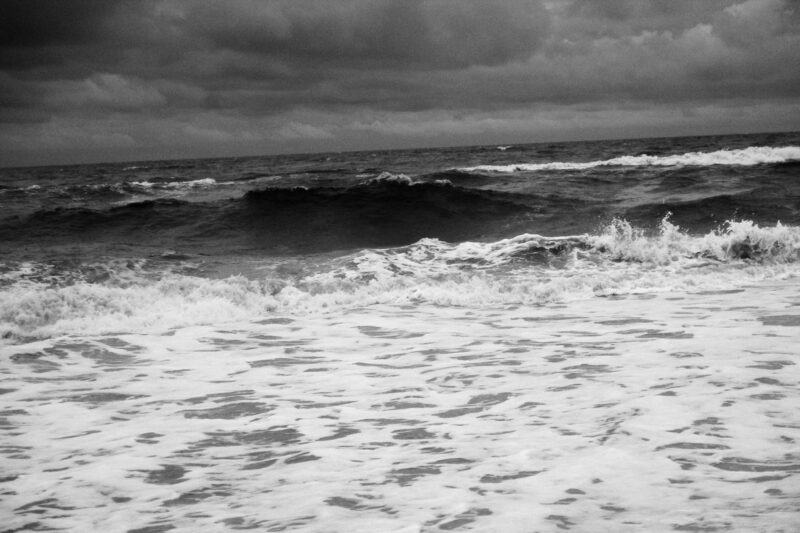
2,219,800,341
461,145,800,172
361,171,453,187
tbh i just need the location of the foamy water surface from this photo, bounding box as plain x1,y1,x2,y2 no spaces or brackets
2,280,799,532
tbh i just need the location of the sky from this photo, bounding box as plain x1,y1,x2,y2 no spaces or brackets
1,0,799,167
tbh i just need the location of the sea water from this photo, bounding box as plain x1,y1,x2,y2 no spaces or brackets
1,132,799,531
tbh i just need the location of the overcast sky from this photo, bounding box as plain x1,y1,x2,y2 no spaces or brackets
1,0,799,166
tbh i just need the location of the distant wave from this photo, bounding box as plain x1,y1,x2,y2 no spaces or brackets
3,170,799,255
0,177,220,198
461,146,800,172
2,219,798,341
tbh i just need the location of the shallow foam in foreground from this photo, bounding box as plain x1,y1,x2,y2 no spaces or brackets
1,278,798,531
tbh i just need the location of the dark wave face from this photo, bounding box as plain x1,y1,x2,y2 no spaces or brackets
239,179,537,252
0,177,565,256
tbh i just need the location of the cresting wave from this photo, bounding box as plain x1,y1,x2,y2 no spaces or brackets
461,145,800,172
2,219,799,341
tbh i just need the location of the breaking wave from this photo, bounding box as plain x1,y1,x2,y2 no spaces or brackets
2,219,799,341
461,146,800,172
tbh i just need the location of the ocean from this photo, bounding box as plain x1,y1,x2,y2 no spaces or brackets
1,131,799,532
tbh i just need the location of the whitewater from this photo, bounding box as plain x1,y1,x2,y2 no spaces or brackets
1,131,799,532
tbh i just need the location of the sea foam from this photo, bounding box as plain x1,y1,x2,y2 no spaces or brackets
4,281,799,531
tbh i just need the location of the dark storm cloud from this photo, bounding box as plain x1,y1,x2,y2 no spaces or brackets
1,0,799,165
0,0,148,72
175,0,550,69
0,0,121,47
0,0,553,119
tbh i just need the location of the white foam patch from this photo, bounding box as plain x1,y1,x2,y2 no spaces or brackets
128,177,218,190
1,280,798,531
461,145,800,172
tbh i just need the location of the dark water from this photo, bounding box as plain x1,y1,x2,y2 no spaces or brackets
2,132,798,259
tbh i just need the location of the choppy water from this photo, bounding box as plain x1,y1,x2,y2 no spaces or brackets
1,132,799,531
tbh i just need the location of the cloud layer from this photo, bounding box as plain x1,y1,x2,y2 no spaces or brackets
1,0,798,165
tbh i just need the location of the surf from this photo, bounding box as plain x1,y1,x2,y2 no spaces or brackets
2,218,798,341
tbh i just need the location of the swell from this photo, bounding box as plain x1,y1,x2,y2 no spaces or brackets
0,179,538,254
0,199,217,243
5,176,798,255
